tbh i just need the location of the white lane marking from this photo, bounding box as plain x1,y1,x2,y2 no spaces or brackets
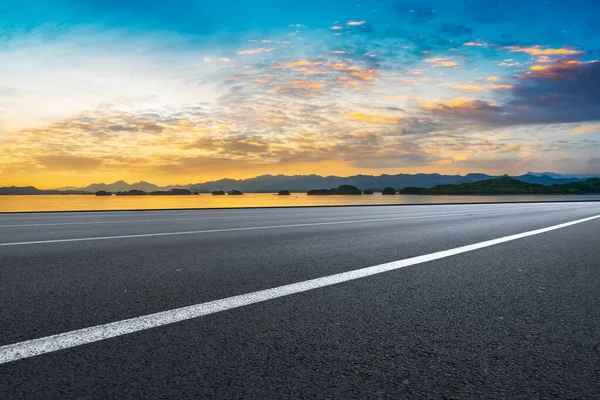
0,207,583,246
0,213,327,228
0,204,577,228
0,212,476,246
1,214,598,364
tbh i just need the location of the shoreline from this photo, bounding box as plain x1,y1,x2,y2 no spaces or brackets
1,197,599,215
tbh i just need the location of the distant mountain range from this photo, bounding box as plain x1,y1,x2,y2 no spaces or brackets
0,186,90,195
2,172,599,195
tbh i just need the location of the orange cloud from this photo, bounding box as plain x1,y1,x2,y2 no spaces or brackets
500,144,521,153
438,82,485,91
571,124,600,135
421,98,498,114
522,59,597,78
288,80,327,89
503,45,582,56
350,69,378,82
424,57,458,67
345,112,401,124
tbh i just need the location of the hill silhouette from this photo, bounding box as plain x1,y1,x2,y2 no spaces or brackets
402,177,600,195
115,190,147,196
0,186,90,195
307,185,362,195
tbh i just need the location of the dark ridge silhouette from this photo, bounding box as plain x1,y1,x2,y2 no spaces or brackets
5,173,600,196
363,189,374,195
0,186,91,195
278,190,291,195
95,190,112,196
382,187,396,195
115,189,147,196
228,189,244,195
411,177,600,195
398,187,426,194
212,190,225,195
307,185,362,195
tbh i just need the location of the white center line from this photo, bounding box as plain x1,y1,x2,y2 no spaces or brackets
1,214,598,364
0,202,587,221
0,204,573,228
0,212,470,245
0,208,576,246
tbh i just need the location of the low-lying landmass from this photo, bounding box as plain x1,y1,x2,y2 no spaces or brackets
116,190,148,196
278,190,291,195
149,189,195,195
212,191,225,195
399,176,600,195
99,189,198,196
228,190,243,195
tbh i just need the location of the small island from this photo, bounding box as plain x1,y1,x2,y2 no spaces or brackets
95,190,112,196
398,187,425,195
115,189,147,196
382,187,396,195
363,189,374,195
278,190,291,195
212,191,226,195
228,190,244,195
307,185,362,195
149,189,192,195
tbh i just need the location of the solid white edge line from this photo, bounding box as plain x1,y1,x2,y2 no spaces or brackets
1,214,599,364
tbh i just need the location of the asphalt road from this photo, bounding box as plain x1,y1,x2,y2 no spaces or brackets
1,202,600,399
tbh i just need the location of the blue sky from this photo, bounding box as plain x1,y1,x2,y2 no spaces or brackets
1,0,600,187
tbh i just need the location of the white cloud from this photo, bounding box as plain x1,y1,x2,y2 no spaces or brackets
0,26,221,132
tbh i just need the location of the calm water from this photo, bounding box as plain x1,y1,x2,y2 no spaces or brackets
1,194,599,212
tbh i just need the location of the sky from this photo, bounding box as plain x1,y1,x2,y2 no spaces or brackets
1,0,600,188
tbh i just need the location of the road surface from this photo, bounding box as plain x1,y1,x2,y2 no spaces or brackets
1,202,600,398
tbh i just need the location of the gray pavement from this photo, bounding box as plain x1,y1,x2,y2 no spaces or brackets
1,202,600,398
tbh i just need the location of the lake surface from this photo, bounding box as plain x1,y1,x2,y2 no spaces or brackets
1,194,599,212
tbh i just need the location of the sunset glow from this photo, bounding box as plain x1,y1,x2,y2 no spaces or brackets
1,0,599,188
